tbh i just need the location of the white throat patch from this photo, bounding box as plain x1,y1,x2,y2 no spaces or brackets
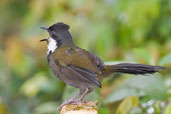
47,37,57,54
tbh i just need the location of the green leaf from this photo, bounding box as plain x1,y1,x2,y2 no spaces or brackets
105,75,166,103
166,104,171,114
133,48,152,64
98,107,110,114
62,86,78,101
159,53,171,66
33,102,59,114
20,73,49,97
116,96,139,114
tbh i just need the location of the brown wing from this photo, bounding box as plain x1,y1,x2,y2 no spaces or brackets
62,65,101,87
51,46,105,87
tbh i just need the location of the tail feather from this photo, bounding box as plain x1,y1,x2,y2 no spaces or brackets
104,63,165,76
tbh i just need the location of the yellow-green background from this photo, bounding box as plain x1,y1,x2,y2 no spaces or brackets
0,0,171,114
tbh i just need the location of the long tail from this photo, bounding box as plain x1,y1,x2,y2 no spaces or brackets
103,63,165,76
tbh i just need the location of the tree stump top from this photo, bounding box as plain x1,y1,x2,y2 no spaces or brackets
60,101,98,114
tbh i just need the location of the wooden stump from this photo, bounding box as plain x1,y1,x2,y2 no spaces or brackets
60,101,98,114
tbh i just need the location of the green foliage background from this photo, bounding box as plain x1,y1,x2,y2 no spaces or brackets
0,0,170,114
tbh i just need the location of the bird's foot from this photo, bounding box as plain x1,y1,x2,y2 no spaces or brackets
58,98,74,111
70,98,88,105
58,99,88,111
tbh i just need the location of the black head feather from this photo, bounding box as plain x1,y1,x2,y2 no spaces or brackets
41,22,75,47
48,22,70,32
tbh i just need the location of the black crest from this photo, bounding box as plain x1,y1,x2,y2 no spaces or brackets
41,22,75,46
48,22,70,32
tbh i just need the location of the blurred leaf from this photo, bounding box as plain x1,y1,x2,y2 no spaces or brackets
105,75,166,103
116,96,139,114
20,73,49,97
13,55,35,77
0,98,8,114
99,107,110,114
133,48,152,64
166,104,171,114
159,53,171,66
33,102,59,114
93,22,114,57
104,85,145,104
62,86,78,101
124,75,167,100
129,107,142,114
153,101,161,113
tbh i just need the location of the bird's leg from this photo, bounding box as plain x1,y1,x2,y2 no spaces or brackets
58,88,86,110
71,87,94,104
79,87,94,101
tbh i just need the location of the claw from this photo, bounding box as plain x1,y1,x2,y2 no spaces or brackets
70,100,88,105
58,99,88,111
58,100,74,111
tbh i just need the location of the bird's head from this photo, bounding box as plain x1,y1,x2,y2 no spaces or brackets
40,22,74,54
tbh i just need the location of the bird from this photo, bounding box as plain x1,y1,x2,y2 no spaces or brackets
40,22,165,110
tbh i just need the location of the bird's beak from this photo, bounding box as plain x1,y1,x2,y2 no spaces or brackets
40,38,48,42
40,26,49,42
40,26,49,31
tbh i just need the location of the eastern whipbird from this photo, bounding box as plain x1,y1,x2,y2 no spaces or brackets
40,22,165,110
